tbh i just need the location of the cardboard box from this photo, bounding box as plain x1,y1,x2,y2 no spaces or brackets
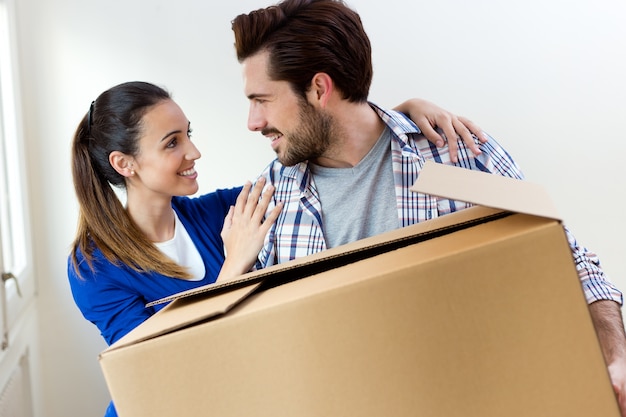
99,162,620,417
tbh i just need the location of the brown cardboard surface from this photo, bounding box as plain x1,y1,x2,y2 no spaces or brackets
411,161,561,220
99,164,619,416
110,282,262,349
100,213,620,417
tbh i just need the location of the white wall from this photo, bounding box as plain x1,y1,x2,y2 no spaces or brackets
13,0,626,416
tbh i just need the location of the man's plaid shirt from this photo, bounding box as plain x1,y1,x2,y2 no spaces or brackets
253,103,622,305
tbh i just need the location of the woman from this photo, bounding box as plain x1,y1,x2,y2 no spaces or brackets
69,81,282,345
67,81,484,417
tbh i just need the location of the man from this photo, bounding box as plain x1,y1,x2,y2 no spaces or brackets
232,0,626,413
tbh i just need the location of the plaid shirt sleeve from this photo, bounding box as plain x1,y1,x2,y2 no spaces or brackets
468,134,621,304
565,225,623,304
380,104,622,306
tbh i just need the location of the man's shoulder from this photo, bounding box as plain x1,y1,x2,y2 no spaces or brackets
369,102,422,136
368,102,436,156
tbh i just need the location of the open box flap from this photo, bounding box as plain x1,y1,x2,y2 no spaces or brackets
105,282,263,351
411,161,561,221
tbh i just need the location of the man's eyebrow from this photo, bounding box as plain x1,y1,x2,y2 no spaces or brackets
247,93,271,100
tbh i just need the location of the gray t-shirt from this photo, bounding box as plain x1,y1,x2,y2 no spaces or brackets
309,127,398,248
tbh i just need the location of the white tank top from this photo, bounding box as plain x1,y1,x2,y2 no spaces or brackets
154,211,206,280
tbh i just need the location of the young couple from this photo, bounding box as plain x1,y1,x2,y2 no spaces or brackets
68,1,626,416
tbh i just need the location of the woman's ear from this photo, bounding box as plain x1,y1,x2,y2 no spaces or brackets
109,151,135,177
306,72,334,109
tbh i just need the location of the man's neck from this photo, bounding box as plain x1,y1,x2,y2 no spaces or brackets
312,101,385,168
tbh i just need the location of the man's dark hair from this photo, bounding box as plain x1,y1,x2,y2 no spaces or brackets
232,0,373,102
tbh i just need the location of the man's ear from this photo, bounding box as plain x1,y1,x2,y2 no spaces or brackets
109,151,135,177
307,72,334,108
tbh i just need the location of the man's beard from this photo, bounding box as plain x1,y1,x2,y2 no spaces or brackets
278,100,333,167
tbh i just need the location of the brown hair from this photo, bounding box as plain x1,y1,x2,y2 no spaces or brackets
232,0,372,102
70,81,190,279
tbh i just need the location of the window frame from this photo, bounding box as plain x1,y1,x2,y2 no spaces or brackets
0,0,35,352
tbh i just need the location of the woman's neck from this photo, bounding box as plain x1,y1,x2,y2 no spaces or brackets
125,194,176,243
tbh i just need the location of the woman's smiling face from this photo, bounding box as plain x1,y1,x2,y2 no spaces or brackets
130,99,201,201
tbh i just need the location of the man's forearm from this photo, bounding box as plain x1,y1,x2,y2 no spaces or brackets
588,300,626,416
589,300,626,365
